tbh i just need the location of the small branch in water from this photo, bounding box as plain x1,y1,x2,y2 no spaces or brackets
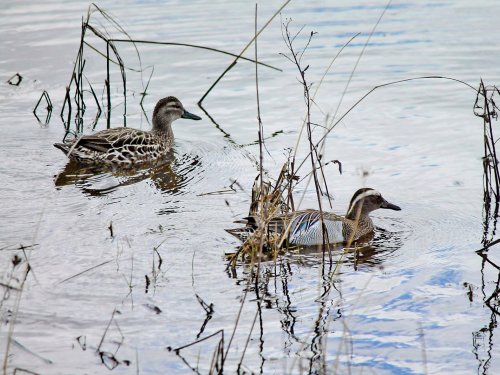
12,339,53,365
7,73,23,86
33,91,53,126
197,180,241,196
168,329,224,353
144,274,150,293
0,243,38,252
57,259,114,284
281,19,333,257
13,369,40,375
194,293,214,339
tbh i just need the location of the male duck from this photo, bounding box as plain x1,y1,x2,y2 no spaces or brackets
227,188,401,246
54,96,201,165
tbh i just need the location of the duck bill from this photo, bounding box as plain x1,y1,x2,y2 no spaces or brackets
381,199,401,211
182,110,202,120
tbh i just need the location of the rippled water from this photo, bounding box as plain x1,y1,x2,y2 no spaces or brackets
1,0,500,374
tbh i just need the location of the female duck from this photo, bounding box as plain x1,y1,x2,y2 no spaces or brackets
54,96,201,165
227,188,401,246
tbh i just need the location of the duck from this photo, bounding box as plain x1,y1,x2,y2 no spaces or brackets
226,188,401,246
54,96,201,165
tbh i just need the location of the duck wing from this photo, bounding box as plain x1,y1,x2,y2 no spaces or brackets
226,209,346,246
75,135,113,153
75,128,152,153
286,210,345,245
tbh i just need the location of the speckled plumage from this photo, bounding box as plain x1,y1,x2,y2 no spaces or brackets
227,188,401,246
54,96,201,165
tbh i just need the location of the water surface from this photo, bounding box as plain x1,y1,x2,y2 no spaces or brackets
1,1,500,374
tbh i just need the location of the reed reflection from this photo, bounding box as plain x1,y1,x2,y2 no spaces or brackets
223,224,404,372
473,82,500,374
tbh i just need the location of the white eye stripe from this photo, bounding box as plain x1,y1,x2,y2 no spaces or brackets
347,190,380,214
165,103,182,109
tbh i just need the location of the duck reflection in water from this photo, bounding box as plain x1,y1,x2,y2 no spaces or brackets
54,152,202,196
283,223,406,269
227,221,405,275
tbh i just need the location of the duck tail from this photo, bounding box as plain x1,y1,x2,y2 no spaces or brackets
53,142,71,155
225,227,255,242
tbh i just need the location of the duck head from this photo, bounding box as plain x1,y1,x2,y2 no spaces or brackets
152,96,201,133
345,188,401,220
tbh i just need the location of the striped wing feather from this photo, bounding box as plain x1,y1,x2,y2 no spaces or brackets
268,210,345,246
67,128,167,163
76,129,152,151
